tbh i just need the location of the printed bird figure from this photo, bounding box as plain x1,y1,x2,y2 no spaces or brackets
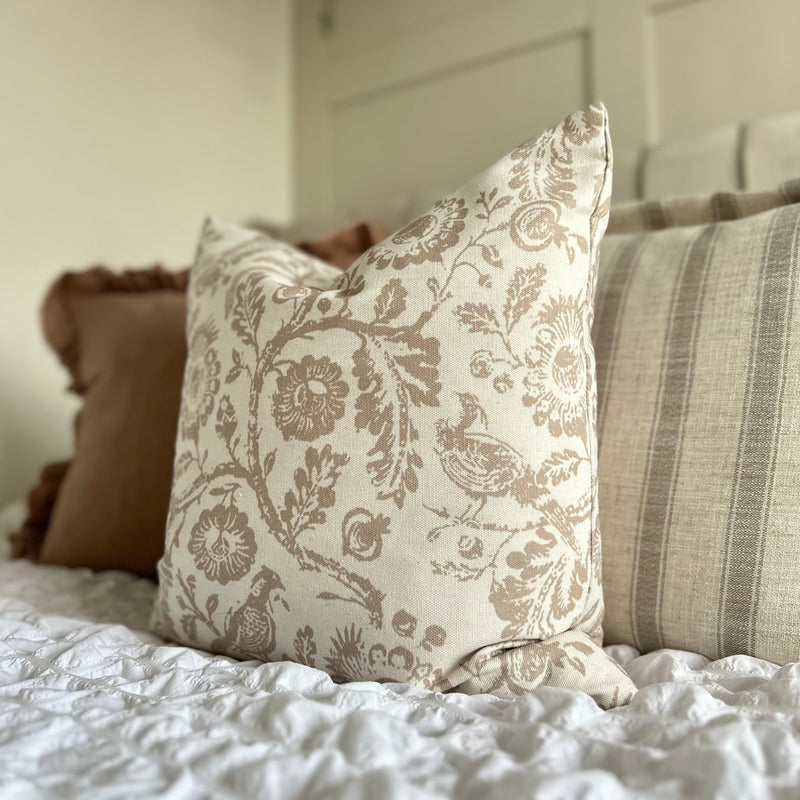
434,393,538,521
211,566,284,660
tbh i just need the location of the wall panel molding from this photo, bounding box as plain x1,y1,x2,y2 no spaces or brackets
332,28,591,113
329,30,589,214
295,0,799,220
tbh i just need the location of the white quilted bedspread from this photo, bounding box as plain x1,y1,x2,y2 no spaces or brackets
1,504,800,799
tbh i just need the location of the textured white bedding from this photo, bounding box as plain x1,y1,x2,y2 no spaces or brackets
1,502,799,799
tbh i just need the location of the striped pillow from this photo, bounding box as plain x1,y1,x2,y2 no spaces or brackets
607,180,800,233
595,180,800,662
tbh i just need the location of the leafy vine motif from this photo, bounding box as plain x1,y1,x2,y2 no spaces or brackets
166,208,514,638
426,268,593,548
424,186,595,634
426,493,591,637
460,273,592,444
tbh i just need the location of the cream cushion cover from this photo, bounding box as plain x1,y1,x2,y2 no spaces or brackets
152,105,635,708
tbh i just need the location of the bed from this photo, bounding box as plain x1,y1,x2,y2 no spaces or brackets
3,495,800,799
3,493,800,800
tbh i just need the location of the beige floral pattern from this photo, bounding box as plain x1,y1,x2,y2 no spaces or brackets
189,504,256,584
181,320,221,440
510,201,569,252
458,534,483,560
433,393,539,516
272,355,349,441
342,508,391,561
420,625,447,651
319,622,447,688
488,520,586,639
325,624,367,681
152,105,636,710
522,295,588,440
367,198,467,271
497,637,593,695
392,610,417,638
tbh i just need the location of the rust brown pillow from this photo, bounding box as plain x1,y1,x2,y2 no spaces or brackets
10,460,71,559
14,224,384,577
35,266,190,577
296,222,391,270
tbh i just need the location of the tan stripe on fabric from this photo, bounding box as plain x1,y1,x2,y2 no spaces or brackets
753,330,800,663
781,179,800,204
656,227,761,657
594,235,647,447
753,202,800,664
596,235,682,646
718,206,800,656
608,186,794,235
641,201,669,230
631,225,718,652
599,193,800,662
710,192,739,221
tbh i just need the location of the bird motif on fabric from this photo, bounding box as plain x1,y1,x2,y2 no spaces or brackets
211,566,285,660
434,393,539,522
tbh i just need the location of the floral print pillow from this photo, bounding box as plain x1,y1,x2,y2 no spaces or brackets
151,105,636,709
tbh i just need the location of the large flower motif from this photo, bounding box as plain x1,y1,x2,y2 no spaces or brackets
182,320,221,441
342,508,391,561
366,198,467,271
189,503,256,584
522,295,587,439
272,355,349,441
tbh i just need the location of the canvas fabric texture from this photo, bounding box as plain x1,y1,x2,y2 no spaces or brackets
151,105,636,709
607,180,800,233
595,179,800,662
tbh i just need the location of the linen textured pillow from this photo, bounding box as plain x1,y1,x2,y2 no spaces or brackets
595,178,800,662
607,180,800,234
12,225,383,575
151,105,636,708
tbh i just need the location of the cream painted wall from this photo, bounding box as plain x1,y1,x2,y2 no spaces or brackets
0,0,292,504
294,0,800,222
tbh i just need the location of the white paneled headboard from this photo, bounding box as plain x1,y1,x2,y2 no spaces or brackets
293,0,800,225
639,112,800,199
